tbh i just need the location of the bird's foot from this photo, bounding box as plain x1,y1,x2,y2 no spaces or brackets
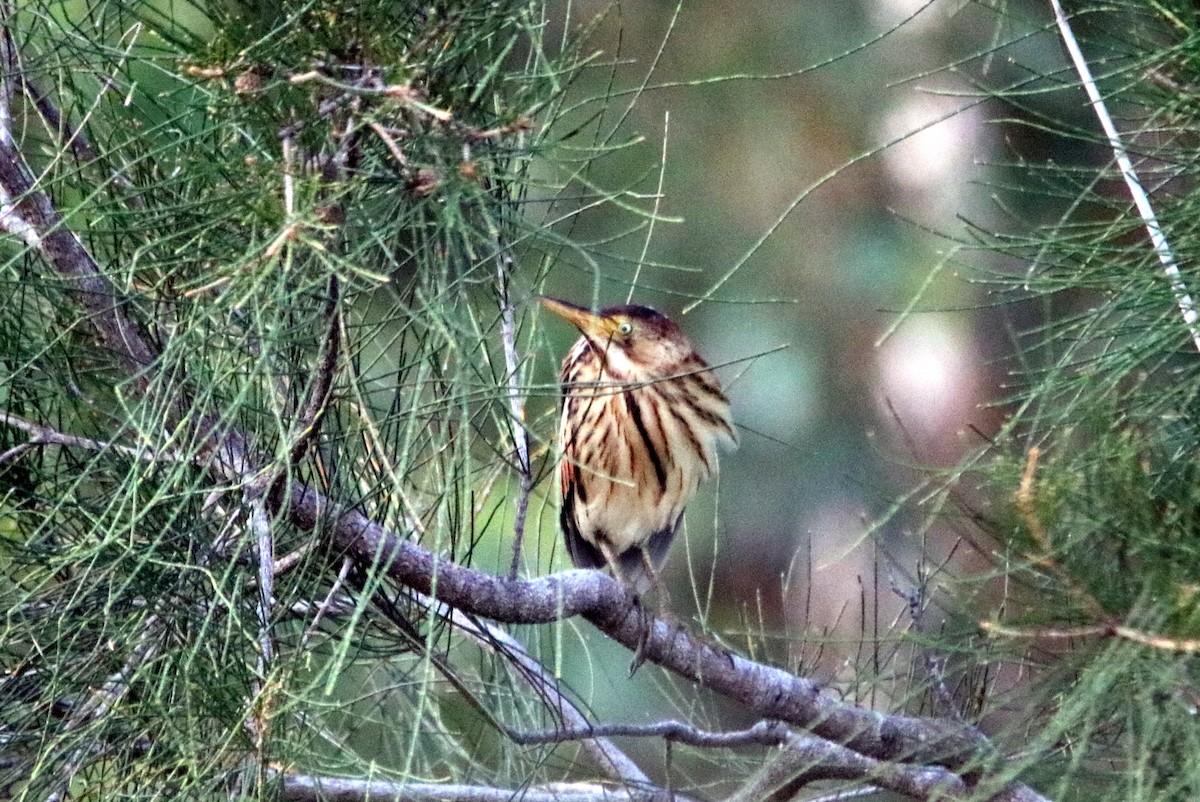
627,594,653,676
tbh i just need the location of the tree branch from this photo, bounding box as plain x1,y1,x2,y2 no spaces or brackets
725,729,968,802
510,720,788,749
276,773,676,802
290,484,1005,774
494,244,533,581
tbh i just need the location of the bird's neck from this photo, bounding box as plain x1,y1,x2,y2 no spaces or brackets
565,338,648,389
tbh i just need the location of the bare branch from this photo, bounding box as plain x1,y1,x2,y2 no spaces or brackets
276,773,677,802
725,729,967,802
726,731,1049,802
512,719,788,748
0,411,177,463
245,497,276,756
1049,0,1200,353
494,244,533,580
289,486,1011,777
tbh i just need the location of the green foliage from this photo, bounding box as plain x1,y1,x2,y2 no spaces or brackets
9,0,1200,800
928,2,1200,799
0,0,613,798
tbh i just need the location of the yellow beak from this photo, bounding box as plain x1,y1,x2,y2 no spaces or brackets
539,296,616,339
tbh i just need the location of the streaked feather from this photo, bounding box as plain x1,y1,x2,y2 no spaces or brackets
554,313,736,592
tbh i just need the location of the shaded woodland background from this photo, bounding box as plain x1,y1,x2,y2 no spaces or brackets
535,0,1086,671
3,0,1197,800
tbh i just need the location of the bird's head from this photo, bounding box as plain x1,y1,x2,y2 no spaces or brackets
539,296,696,380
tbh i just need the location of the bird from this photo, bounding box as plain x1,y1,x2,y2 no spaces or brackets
540,296,738,595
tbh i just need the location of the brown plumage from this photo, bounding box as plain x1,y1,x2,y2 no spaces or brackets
541,296,737,592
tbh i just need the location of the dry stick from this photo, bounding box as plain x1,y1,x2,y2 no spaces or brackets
0,92,1052,802
247,497,275,757
0,0,12,142
980,620,1200,654
1011,446,1109,621
804,791,879,802
510,719,787,749
0,411,176,463
276,774,670,802
1050,0,1200,353
494,245,533,580
288,70,452,122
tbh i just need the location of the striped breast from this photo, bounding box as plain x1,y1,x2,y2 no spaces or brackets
557,336,737,569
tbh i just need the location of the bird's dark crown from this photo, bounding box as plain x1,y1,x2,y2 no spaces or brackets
597,304,668,322
598,305,681,341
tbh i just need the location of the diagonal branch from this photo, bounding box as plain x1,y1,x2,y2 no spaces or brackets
288,485,1033,790
276,773,676,802
435,603,652,787
1049,0,1200,352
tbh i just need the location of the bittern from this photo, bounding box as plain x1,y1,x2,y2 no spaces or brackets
541,296,737,594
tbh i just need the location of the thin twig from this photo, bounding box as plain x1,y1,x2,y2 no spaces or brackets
0,0,16,149
271,542,316,577
276,773,677,802
511,719,788,748
300,557,354,650
0,411,176,463
288,70,452,121
282,132,296,217
1013,447,1109,620
369,121,410,168
422,598,652,788
626,111,669,304
246,497,276,759
495,246,533,580
43,615,163,802
803,790,880,802
1050,0,1200,352
890,577,960,720
981,620,1200,653
980,622,1109,641
288,275,342,465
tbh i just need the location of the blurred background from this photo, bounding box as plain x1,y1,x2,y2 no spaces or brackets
528,0,1098,697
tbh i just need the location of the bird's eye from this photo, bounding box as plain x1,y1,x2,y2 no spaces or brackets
617,321,633,336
